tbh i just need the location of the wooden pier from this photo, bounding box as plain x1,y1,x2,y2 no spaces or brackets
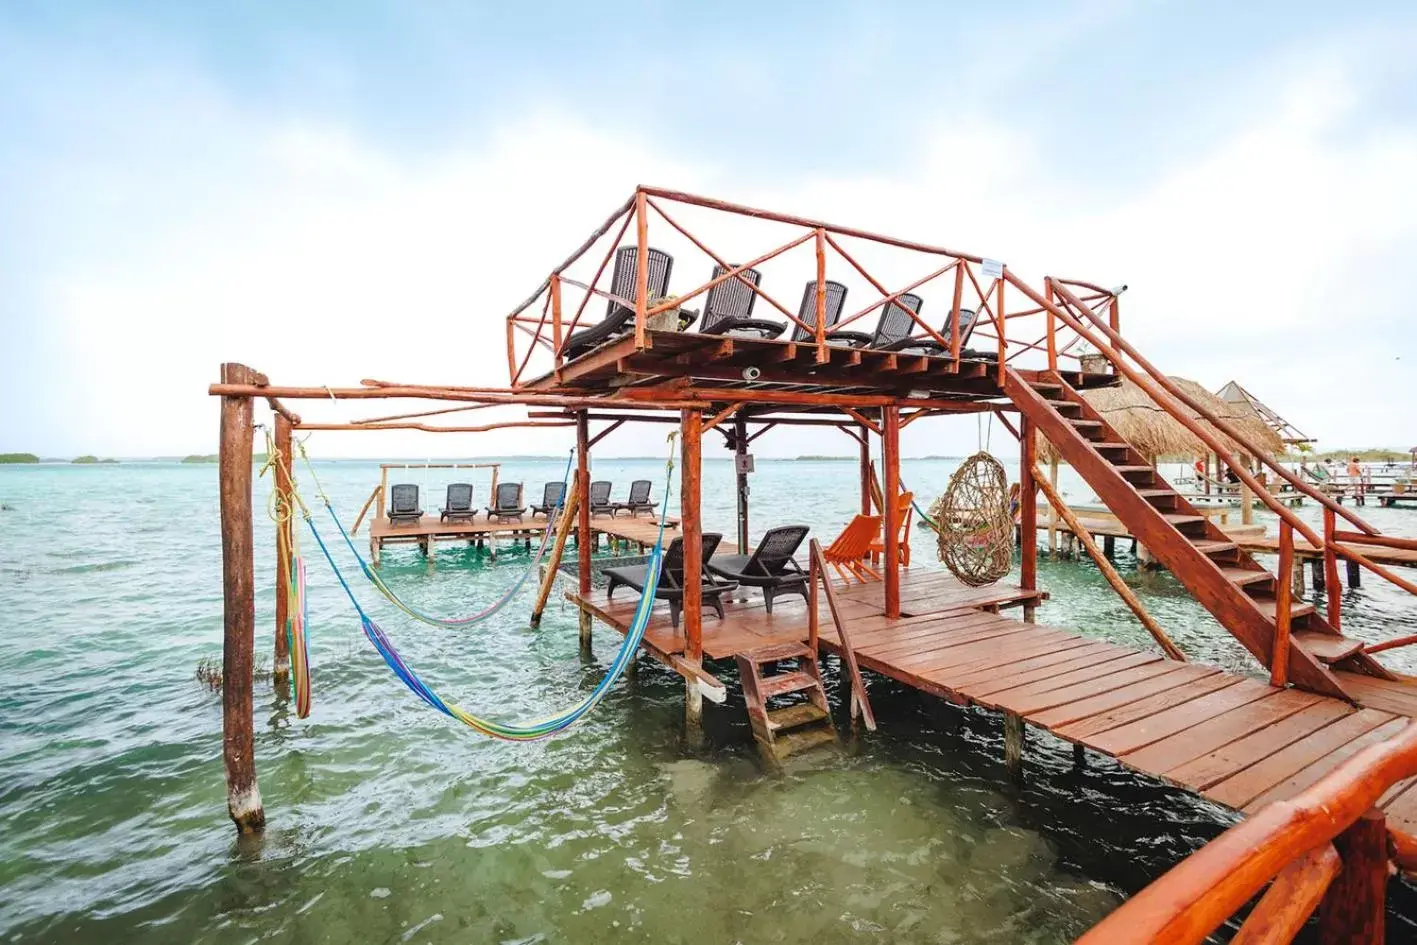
571,564,1417,857
366,510,675,565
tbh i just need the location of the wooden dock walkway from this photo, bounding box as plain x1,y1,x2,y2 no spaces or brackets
570,566,1417,858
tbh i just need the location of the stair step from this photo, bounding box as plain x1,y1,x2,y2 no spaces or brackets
1043,399,1080,411
1161,513,1207,526
765,702,831,732
1136,489,1176,499
770,722,839,758
1093,441,1130,451
1291,630,1364,664
1113,465,1156,477
759,671,822,699
1192,539,1238,555
740,641,813,664
1250,596,1316,621
1218,567,1274,587
1071,419,1103,429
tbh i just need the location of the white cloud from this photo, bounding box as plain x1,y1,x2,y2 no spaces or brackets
17,52,1417,460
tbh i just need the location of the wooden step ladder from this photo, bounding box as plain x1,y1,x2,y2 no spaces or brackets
735,642,838,759
1005,367,1394,701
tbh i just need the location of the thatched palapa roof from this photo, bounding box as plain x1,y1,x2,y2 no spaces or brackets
1035,376,1284,463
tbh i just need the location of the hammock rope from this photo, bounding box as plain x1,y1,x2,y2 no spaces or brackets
297,444,573,628
261,432,313,717
291,433,678,740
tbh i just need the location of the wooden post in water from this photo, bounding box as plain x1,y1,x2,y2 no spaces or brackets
530,481,579,627
681,409,705,731
1047,456,1059,555
1019,415,1037,623
576,411,592,648
734,411,749,555
219,363,264,833
1004,712,1025,783
272,413,293,690
882,405,901,619
1317,809,1387,945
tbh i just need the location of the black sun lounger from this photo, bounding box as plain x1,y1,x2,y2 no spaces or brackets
706,525,810,613
531,481,566,518
612,479,654,517
789,280,848,342
485,482,526,523
604,532,738,629
562,246,674,360
439,483,476,523
826,293,922,349
881,307,993,360
698,265,786,338
588,480,614,517
388,483,423,526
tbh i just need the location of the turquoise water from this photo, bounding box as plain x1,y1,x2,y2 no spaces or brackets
2,458,1415,943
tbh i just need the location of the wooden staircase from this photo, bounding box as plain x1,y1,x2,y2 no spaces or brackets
735,641,838,759
1004,368,1392,702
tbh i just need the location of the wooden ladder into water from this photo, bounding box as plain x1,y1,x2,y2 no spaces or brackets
1003,367,1394,703
736,642,838,759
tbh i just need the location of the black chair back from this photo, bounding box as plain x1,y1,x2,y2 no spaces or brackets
589,480,612,506
627,479,652,504
874,293,923,347
606,246,674,325
445,483,473,511
494,482,522,509
700,265,762,333
747,525,810,575
390,484,419,513
541,481,566,507
791,280,848,342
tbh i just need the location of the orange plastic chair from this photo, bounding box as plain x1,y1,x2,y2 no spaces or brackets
869,491,914,567
822,514,883,583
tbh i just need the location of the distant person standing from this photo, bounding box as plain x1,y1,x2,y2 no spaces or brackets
1348,456,1365,505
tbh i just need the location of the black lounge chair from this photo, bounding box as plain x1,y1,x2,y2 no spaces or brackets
881,307,993,359
388,484,422,526
588,480,614,517
562,246,674,360
827,293,922,349
706,525,811,613
439,483,476,523
789,280,848,342
698,265,785,338
531,481,566,518
604,533,738,629
485,482,526,523
613,479,654,517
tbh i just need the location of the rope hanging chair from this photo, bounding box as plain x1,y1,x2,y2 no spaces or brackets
928,451,1014,587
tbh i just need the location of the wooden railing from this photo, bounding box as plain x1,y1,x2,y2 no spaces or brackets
1077,719,1417,944
1019,275,1417,649
503,186,1108,387
807,538,876,730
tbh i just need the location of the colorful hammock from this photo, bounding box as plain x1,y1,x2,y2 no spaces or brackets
266,437,313,718
300,446,573,628
297,438,677,740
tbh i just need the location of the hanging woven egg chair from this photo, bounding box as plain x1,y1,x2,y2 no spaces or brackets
928,451,1014,587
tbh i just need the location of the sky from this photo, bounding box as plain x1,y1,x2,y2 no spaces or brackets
1,0,1415,459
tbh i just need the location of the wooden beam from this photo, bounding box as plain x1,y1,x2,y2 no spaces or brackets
681,409,703,662
576,412,591,597
882,405,901,618
1317,810,1387,945
1020,415,1037,611
530,482,579,626
734,411,749,555
218,363,264,833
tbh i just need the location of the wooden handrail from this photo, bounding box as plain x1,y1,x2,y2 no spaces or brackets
1049,280,1378,538
1030,463,1185,662
350,484,382,535
1077,719,1417,945
807,538,876,730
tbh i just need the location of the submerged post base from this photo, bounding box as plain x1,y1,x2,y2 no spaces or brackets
1004,712,1026,783
228,784,266,834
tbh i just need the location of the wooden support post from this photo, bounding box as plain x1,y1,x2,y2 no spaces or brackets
1292,554,1306,597
1044,278,1057,371
1317,809,1387,945
530,482,579,626
218,363,264,833
576,411,591,599
1312,556,1326,592
272,412,292,690
1239,454,1255,526
1004,712,1025,783
734,411,749,555
1073,742,1086,769
1102,535,1116,559
681,409,704,728
633,191,648,349
882,405,901,619
1347,558,1362,588
1271,521,1294,688
1324,506,1341,630
858,425,872,515
813,228,828,363
1019,414,1037,622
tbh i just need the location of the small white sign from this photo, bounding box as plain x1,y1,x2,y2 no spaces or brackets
736,453,755,474
981,258,1004,279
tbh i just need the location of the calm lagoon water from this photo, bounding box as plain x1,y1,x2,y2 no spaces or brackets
2,457,1416,943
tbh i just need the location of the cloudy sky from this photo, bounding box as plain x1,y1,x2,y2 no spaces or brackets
2,1,1414,459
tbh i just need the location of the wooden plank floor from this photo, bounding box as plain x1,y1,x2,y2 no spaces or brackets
571,565,1417,858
